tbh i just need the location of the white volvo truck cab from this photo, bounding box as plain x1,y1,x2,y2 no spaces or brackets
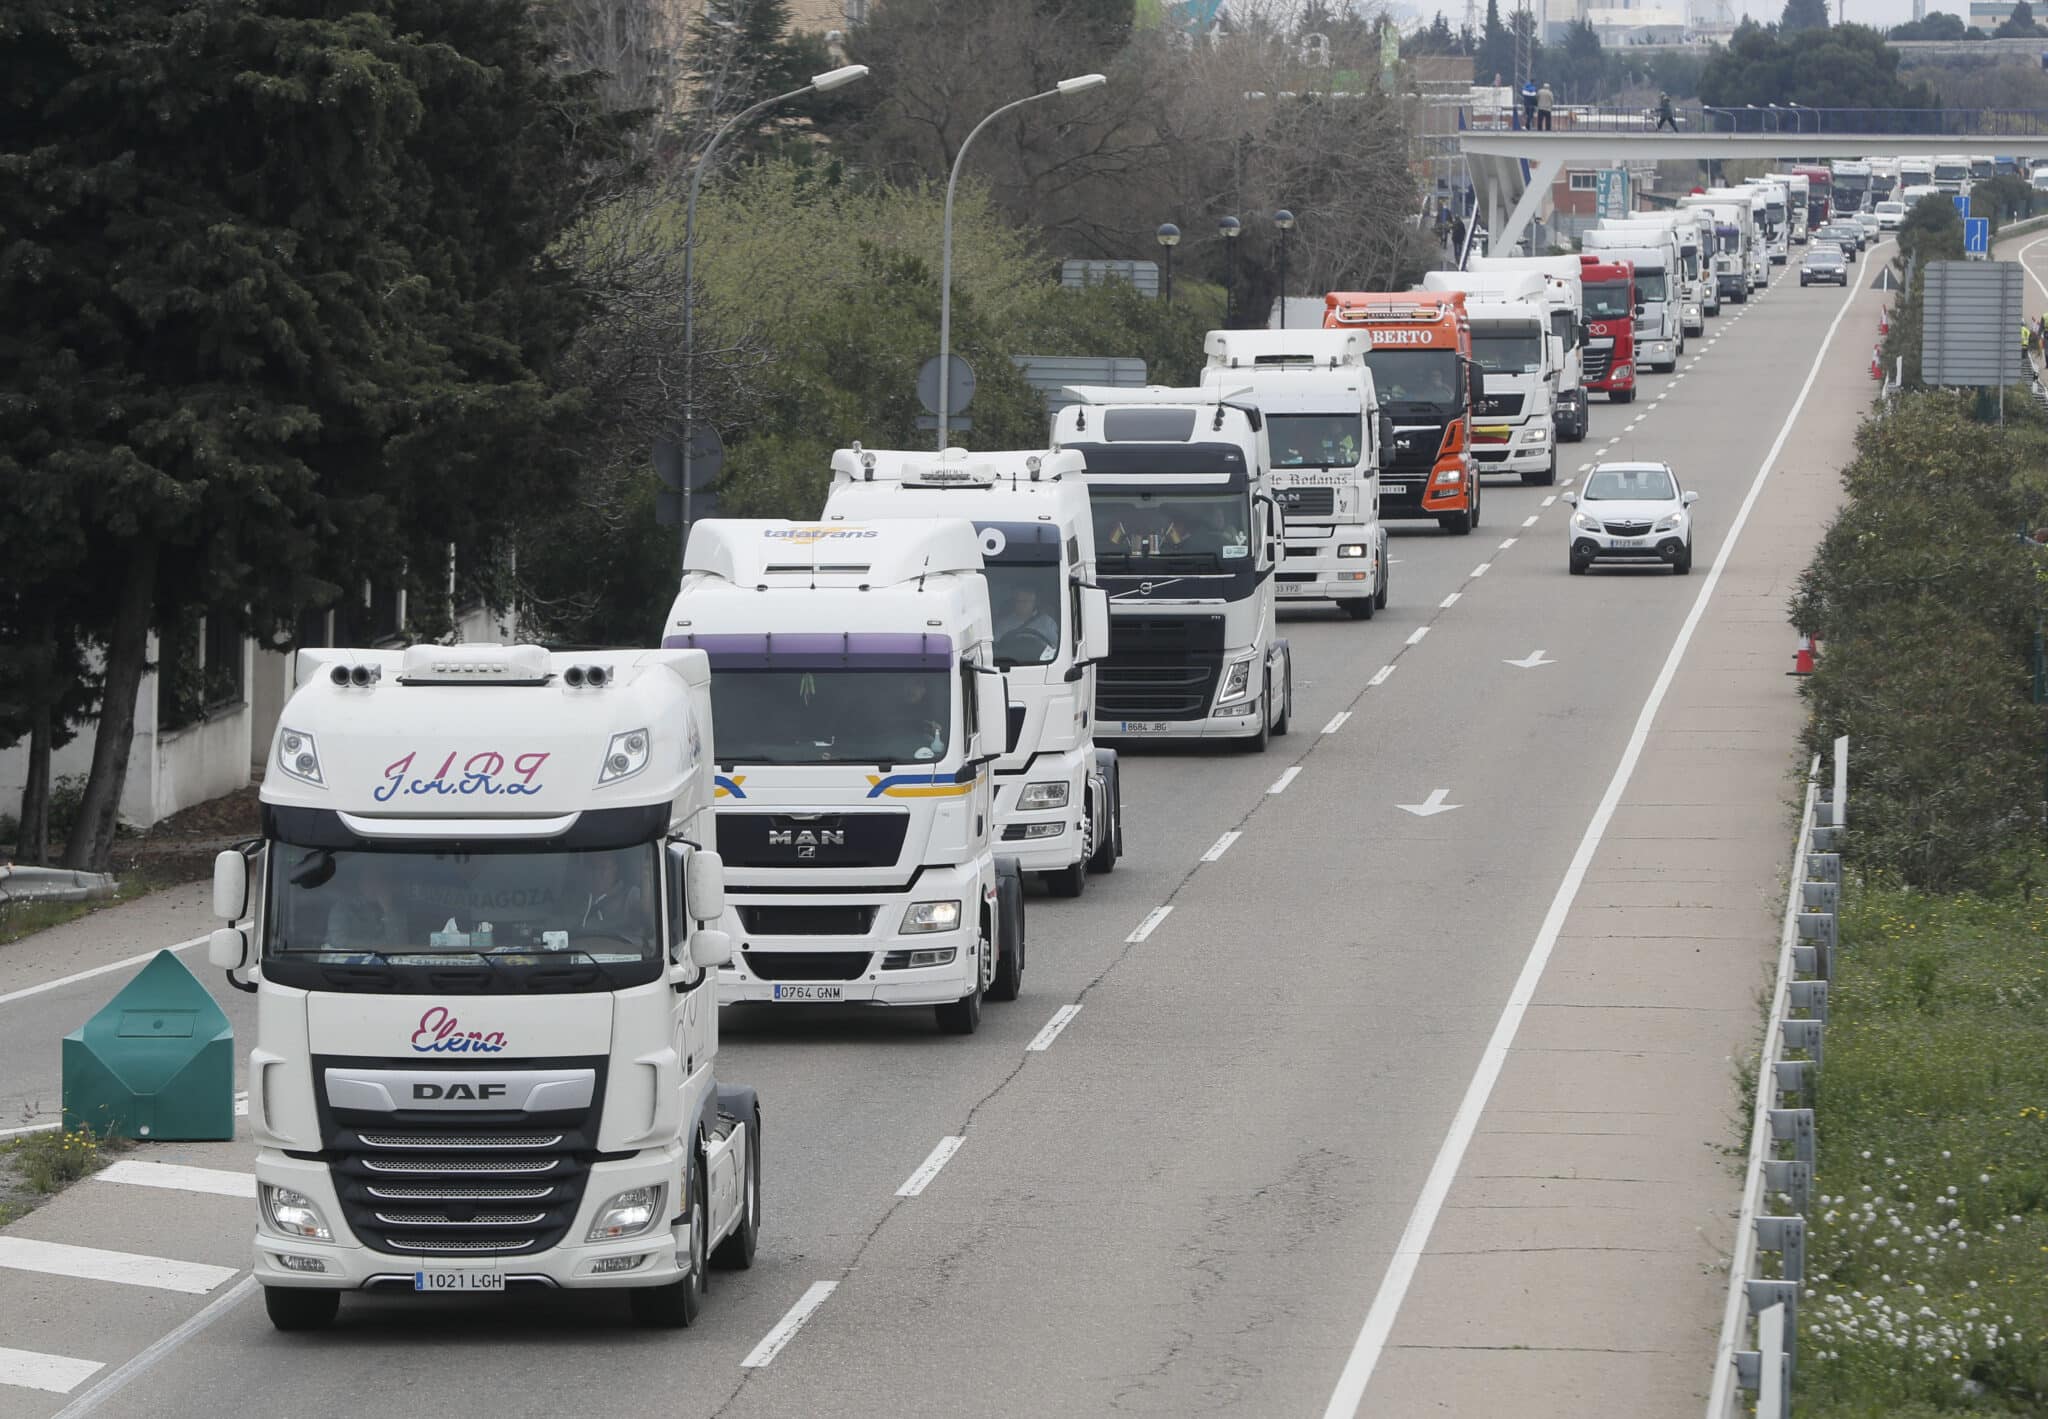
1053,386,1293,749
1198,329,1391,618
210,643,760,1332
821,446,1124,898
663,519,1025,1035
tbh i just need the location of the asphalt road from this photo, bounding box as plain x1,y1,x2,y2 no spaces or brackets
0,258,1874,1419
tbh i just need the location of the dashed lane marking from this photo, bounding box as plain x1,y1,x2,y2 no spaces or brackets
1438,593,1460,609
1026,1004,1082,1051
1268,766,1302,796
1126,906,1173,943
0,1239,237,1296
1368,665,1395,687
742,1282,839,1368
1404,626,1429,646
1320,712,1351,736
895,1136,964,1198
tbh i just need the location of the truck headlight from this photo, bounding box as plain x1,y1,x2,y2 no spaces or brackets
1018,780,1069,810
588,1186,663,1242
598,727,650,786
277,728,324,787
1216,655,1256,704
1432,467,1463,485
1685,304,1701,321
1523,427,1548,444
903,900,961,934
1337,543,1367,558
264,1185,332,1241
1614,363,1633,381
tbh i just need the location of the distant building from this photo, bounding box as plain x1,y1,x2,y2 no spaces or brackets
1969,0,2021,28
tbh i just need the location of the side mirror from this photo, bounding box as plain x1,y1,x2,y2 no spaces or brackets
1633,303,1647,317
974,667,1009,756
208,926,247,970
1682,489,1699,505
1548,334,1564,371
1561,490,1578,505
1079,587,1110,664
685,847,726,923
689,928,734,970
212,848,248,923
1377,411,1395,468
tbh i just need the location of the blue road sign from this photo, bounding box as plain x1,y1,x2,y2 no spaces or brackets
1965,216,1990,255
1954,193,1971,218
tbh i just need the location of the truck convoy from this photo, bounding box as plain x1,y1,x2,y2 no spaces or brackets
1769,172,1812,243
1680,190,1760,301
1582,227,1684,369
1599,211,1715,330
1742,178,1791,266
210,642,762,1331
1576,257,1638,403
820,446,1123,897
664,518,1026,1034
1053,385,1295,747
1467,253,1593,439
1420,270,1559,484
1198,329,1392,618
1322,290,1483,533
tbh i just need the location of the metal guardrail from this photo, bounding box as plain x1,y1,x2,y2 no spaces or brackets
0,864,116,904
1467,103,2048,137
1705,740,1847,1419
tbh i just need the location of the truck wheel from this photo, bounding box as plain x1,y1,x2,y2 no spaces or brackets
1087,763,1119,874
1523,453,1556,486
1272,662,1291,737
263,1286,339,1332
710,1112,760,1271
1044,858,1085,898
1439,509,1473,535
1374,539,1391,609
630,1169,707,1328
1239,676,1273,752
988,863,1025,1001
1612,388,1635,404
935,931,989,1033
1342,596,1375,620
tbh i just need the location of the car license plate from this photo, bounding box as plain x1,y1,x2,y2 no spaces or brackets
415,1271,504,1292
1614,537,1648,548
772,983,844,1002
1119,721,1172,734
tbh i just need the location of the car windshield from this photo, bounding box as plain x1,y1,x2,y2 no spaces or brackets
266,843,659,962
1471,327,1543,374
984,562,1063,667
710,668,953,765
1584,466,1676,501
1095,491,1252,571
1583,280,1633,319
1805,251,1839,264
1877,203,1903,215
1268,413,1364,469
1357,349,1462,413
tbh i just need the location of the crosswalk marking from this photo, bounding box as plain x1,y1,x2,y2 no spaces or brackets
95,1160,256,1199
0,1238,238,1295
0,1345,103,1396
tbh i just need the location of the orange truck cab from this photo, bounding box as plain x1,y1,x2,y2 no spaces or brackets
1322,292,1483,535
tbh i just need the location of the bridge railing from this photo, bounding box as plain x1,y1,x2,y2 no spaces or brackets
1467,102,2048,137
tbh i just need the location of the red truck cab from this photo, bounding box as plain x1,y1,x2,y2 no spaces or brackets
1577,257,1638,405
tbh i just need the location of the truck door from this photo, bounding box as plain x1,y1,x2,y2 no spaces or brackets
669,846,717,1077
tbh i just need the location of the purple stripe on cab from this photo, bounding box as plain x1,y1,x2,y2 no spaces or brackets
662,631,952,671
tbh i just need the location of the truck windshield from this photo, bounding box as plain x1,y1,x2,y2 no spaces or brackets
1630,271,1669,302
984,563,1063,666
265,843,660,965
1095,492,1251,570
1358,350,1461,413
1583,281,1633,319
1267,413,1364,468
710,669,952,764
1935,163,1967,184
1470,328,1542,374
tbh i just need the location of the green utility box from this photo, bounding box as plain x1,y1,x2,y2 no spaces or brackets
62,949,234,1140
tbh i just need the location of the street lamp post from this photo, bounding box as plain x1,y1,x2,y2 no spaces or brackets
1156,222,1181,305
1273,209,1296,329
1219,215,1242,325
937,73,1107,450
680,63,868,559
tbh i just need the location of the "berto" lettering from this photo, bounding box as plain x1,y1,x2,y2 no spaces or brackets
410,1005,508,1055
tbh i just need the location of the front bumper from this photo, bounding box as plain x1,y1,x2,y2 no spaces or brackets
1379,466,1473,521
1471,425,1552,474
1638,337,1677,367
251,1149,690,1291
1800,270,1847,285
1572,533,1686,564
1101,693,1266,741
994,762,1087,872
719,862,986,1005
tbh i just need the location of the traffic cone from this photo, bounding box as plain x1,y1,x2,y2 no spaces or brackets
1870,345,1883,380
1790,633,1819,676
1879,307,1890,335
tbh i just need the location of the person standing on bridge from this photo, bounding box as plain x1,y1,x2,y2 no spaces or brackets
1536,81,1555,130
1655,91,1679,132
1521,80,1538,131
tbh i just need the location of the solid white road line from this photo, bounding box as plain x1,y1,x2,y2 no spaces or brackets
0,1347,102,1397
0,1239,237,1296
895,1137,964,1198
1322,249,1871,1419
1438,593,1460,609
1368,665,1395,688
742,1282,839,1368
0,935,207,1008
1470,563,1490,577
1321,711,1351,735
50,1277,255,1419
1268,766,1302,795
1027,1004,1082,1052
1404,627,1429,646
1202,830,1243,861
94,1160,255,1199
1125,906,1173,943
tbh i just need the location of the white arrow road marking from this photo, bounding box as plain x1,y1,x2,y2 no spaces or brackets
1504,650,1555,669
1396,789,1461,818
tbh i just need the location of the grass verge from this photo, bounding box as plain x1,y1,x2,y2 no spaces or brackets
0,1124,132,1228
1795,881,2048,1416
0,861,197,947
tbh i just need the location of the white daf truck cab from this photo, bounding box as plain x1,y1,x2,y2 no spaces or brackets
1053,386,1293,749
1467,253,1593,438
1198,329,1391,617
1582,230,1684,372
821,446,1123,898
662,519,1024,1034
1420,270,1561,483
209,643,760,1332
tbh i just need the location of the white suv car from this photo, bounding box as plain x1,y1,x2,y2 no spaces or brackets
1564,461,1698,575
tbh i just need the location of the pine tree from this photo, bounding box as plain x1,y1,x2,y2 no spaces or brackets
1781,0,1830,32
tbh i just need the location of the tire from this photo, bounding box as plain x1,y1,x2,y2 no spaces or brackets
1086,763,1119,874
987,862,1024,1002
710,1112,760,1271
1522,452,1556,487
1439,507,1472,535
1613,388,1635,404
1568,554,1589,576
264,1287,339,1333
1043,858,1085,898
1673,540,1694,575
1239,676,1272,752
630,1167,706,1328
1341,596,1375,619
935,929,990,1032
1272,661,1291,737
1374,539,1391,610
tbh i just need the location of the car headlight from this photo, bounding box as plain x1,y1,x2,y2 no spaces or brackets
1524,427,1548,444
1432,467,1463,485
1018,780,1069,810
264,1185,332,1241
277,728,324,787
587,1186,663,1242
1216,655,1256,704
1653,513,1685,533
903,900,962,934
598,727,650,786
1337,543,1367,558
1573,511,1603,532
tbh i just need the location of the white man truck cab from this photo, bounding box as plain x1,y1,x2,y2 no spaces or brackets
1420,270,1561,484
1199,329,1392,617
1467,253,1594,437
1582,231,1684,372
663,519,1024,1035
1054,386,1293,749
209,643,760,1332
821,446,1124,898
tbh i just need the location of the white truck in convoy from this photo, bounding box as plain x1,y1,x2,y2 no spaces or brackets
1468,253,1593,440
1743,178,1791,265
1768,172,1811,243
1590,214,1711,333
1054,385,1293,749
209,643,761,1331
663,519,1026,1034
1420,270,1560,483
1198,329,1391,617
1680,190,1761,301
820,446,1123,897
1581,229,1684,372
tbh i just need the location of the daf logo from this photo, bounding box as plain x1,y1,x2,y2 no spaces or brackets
412,1082,508,1102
